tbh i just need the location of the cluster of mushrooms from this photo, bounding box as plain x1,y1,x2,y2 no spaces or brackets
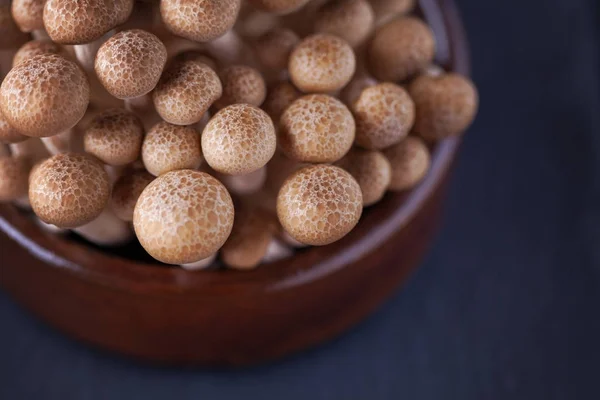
0,0,478,270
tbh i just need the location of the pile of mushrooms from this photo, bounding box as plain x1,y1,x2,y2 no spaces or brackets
0,0,478,271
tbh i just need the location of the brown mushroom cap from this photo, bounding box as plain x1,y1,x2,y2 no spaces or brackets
43,0,134,44
202,104,276,175
289,33,356,93
279,94,355,163
0,110,28,144
352,82,415,150
83,108,144,166
142,121,202,176
153,60,222,125
110,169,154,221
0,54,90,138
0,5,29,50
12,40,63,67
246,0,311,15
214,65,267,109
409,72,479,141
29,153,111,228
368,16,435,82
0,156,30,202
12,0,45,33
371,0,416,22
254,28,299,71
133,169,235,264
95,29,167,99
160,0,241,42
336,148,391,206
262,81,302,121
383,136,430,191
314,0,375,48
277,164,362,246
339,73,378,106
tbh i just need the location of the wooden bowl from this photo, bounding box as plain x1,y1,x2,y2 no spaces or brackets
0,0,470,366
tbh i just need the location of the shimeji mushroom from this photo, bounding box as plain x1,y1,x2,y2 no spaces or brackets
83,108,145,166
9,137,49,164
180,253,217,271
253,28,299,76
202,104,276,175
262,81,301,122
152,59,222,125
29,153,111,228
0,155,30,202
246,0,311,15
314,0,375,48
352,82,415,150
142,122,203,177
370,0,416,26
110,169,155,222
261,238,294,263
133,169,235,265
289,33,356,93
336,148,392,206
172,50,218,71
11,0,47,39
73,209,133,247
43,0,134,71
214,65,267,109
368,16,435,82
408,72,479,141
0,109,27,144
279,94,355,163
383,136,431,191
339,73,378,106
12,39,63,67
235,7,279,39
219,166,267,196
277,164,363,246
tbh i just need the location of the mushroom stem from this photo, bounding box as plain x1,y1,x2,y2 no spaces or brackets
73,30,115,72
206,30,253,66
104,165,125,185
9,138,50,162
35,217,67,234
40,129,72,155
180,253,217,271
73,209,133,247
262,239,294,263
31,29,50,41
220,166,267,195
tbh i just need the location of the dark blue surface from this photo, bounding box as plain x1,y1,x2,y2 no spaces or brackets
1,0,600,398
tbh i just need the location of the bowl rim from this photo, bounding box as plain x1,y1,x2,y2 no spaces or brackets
0,0,471,294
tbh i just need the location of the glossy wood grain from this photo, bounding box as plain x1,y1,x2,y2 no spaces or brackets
0,0,470,366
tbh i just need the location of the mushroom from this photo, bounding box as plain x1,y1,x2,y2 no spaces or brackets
383,136,430,191
0,54,90,138
83,108,145,166
95,29,167,107
262,238,294,263
180,253,217,271
314,0,375,48
0,109,27,144
142,121,202,177
253,28,299,73
11,0,46,38
368,16,435,82
352,82,415,150
246,0,311,15
214,65,267,109
235,8,279,38
8,137,49,164
219,166,267,196
133,169,235,265
339,73,378,106
221,204,277,270
280,229,308,248
336,148,392,206
152,59,222,125
110,169,154,221
12,39,63,67
289,33,356,93
0,5,30,79
277,164,363,245
202,104,276,175
172,50,218,71
29,153,111,228
262,80,302,122
160,0,241,42
73,209,133,247
279,94,355,163
0,155,30,202
370,0,416,26
205,30,256,66
43,0,134,71
408,72,479,141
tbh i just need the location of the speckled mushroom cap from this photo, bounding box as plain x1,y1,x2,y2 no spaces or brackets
314,0,375,48
409,72,479,141
277,164,362,246
262,81,301,121
160,0,241,42
352,82,415,150
83,108,144,166
95,29,167,99
12,40,63,67
0,110,27,144
246,0,311,15
368,16,435,82
29,153,111,228
254,28,299,71
110,169,154,221
370,0,416,21
0,5,30,49
214,65,267,109
152,60,222,126
383,136,430,191
0,54,90,138
12,0,45,33
336,148,391,206
0,156,30,202
279,94,355,163
289,33,356,93
202,104,276,175
133,169,235,265
221,205,276,270
43,0,134,44
142,121,202,177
